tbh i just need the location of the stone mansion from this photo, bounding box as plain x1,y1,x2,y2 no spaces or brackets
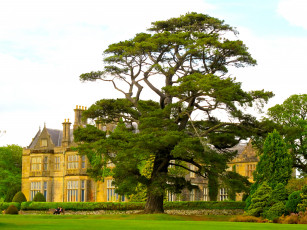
21,106,259,202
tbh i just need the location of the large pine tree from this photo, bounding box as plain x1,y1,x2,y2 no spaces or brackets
75,13,273,213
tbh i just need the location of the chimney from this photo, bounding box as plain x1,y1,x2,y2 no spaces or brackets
62,118,71,147
95,119,105,131
73,105,87,130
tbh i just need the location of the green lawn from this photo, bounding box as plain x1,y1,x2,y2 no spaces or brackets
0,214,305,230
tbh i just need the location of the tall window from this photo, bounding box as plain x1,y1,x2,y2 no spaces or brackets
68,155,79,169
219,188,228,201
203,187,209,201
167,191,175,202
43,156,48,171
107,179,118,201
30,181,41,200
81,180,86,202
67,181,78,202
190,189,195,201
43,181,48,201
31,157,41,171
81,155,86,169
246,164,256,177
54,156,61,170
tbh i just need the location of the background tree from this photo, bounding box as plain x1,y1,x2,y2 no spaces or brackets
253,130,293,189
222,171,251,201
76,12,273,213
0,145,22,202
285,177,307,194
266,94,307,174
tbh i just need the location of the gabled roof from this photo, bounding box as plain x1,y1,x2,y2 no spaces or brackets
46,128,63,147
229,142,247,155
27,127,65,149
28,129,41,149
230,141,259,163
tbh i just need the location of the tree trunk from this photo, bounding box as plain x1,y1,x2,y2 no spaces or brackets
144,192,164,213
143,154,169,213
208,173,218,201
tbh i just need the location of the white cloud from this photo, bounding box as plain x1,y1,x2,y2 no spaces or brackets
230,27,307,113
277,0,307,30
0,0,216,147
1,0,306,147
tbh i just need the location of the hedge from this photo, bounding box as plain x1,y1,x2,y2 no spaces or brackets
0,202,21,211
17,201,245,211
164,201,246,210
20,202,145,211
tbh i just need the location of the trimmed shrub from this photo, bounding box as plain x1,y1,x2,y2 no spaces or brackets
246,182,272,217
264,201,286,220
0,202,21,211
5,205,18,214
286,191,302,214
12,191,27,203
33,192,46,202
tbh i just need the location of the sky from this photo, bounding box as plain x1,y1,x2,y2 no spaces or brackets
0,0,306,147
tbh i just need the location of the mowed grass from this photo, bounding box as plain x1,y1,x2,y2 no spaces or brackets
0,214,306,230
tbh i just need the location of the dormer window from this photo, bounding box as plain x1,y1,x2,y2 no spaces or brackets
41,138,48,147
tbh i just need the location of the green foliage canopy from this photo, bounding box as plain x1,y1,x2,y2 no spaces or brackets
267,94,307,173
0,145,23,202
76,12,273,213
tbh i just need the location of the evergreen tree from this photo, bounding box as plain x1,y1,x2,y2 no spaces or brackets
246,182,272,217
254,130,293,189
76,12,273,213
269,183,288,205
263,183,288,220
